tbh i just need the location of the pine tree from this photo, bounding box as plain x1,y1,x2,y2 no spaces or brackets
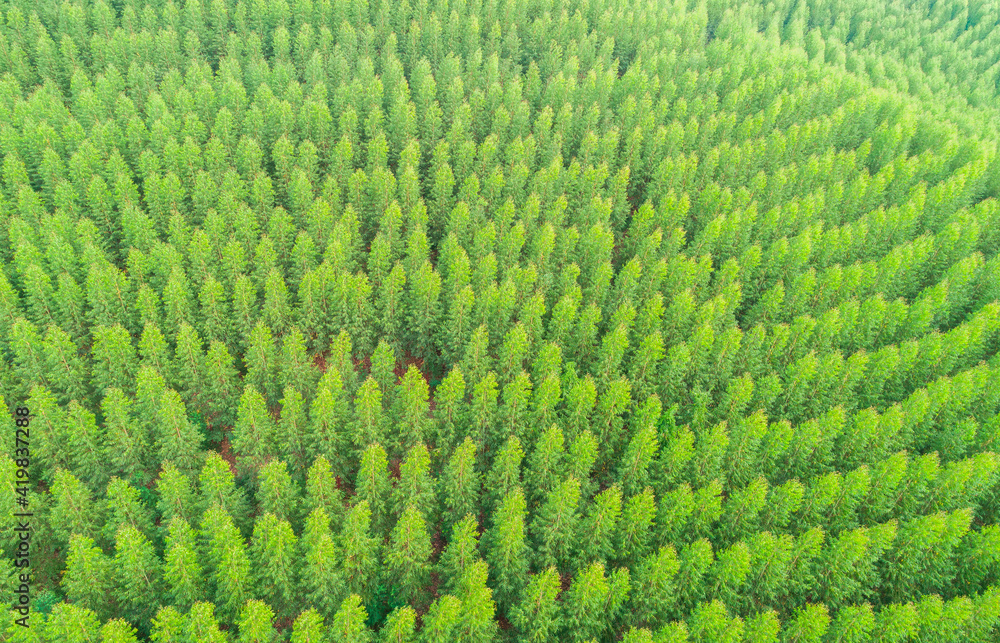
391,443,437,520
439,514,482,593
454,559,499,643
199,451,250,529
290,608,327,643
49,468,103,543
113,524,163,624
304,455,345,530
351,377,385,456
163,516,206,611
379,606,417,643
156,462,199,527
340,500,380,603
185,602,229,643
576,485,622,568
392,365,432,456
302,507,344,620
441,437,480,532
155,388,206,478
62,534,114,621
232,384,278,476
484,487,529,612
237,600,279,643
42,323,89,404
531,476,581,571
258,459,301,524
103,477,156,543
561,562,630,643
385,504,433,604
251,513,299,618
202,340,239,428
330,594,372,643
90,324,138,395
278,386,311,474
65,399,109,489
245,322,280,406
102,387,150,483
309,369,352,477
510,566,562,643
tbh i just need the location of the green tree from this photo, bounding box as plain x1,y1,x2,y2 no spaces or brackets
484,487,529,612
330,594,372,643
62,534,114,621
441,437,480,532
510,566,562,643
238,600,279,643
385,504,433,604
163,516,206,611
232,384,278,476
251,513,299,618
113,524,163,624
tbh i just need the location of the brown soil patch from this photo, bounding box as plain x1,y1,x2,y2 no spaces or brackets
313,350,328,372
218,435,238,476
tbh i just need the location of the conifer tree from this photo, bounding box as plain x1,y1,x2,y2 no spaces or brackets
385,504,433,604
113,524,163,624
302,507,344,620
531,476,581,571
102,387,150,483
304,454,345,530
232,384,278,476
340,500,380,603
155,387,207,479
90,324,138,395
202,340,239,427
510,566,562,643
62,534,114,621
163,516,206,611
327,591,371,643
251,513,299,618
237,600,279,643
245,322,280,406
391,443,437,520
439,514,482,593
278,386,311,474
290,608,327,643
441,437,481,532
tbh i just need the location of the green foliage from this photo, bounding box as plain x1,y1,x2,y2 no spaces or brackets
5,0,1000,640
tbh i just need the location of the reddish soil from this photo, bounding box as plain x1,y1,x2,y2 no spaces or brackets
218,435,238,476
313,350,329,372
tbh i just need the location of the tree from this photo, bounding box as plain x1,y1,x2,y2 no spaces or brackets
391,443,436,520
340,500,380,602
62,534,114,621
185,602,229,643
199,451,250,529
355,443,391,535
385,505,433,604
575,485,622,568
49,468,103,543
42,323,88,404
330,595,372,643
232,384,278,476
379,606,416,643
304,455,345,530
258,459,301,524
103,477,156,543
102,387,150,483
420,595,462,643
439,514,482,593
90,324,138,395
561,562,630,643
155,388,205,478
484,487,529,612
163,516,206,611
531,476,581,571
202,340,239,427
302,507,344,620
392,365,432,456
238,600,279,643
441,437,480,532
352,377,386,456
454,559,499,643
245,323,279,406
113,524,163,624
290,608,327,643
510,567,562,643
278,386,311,473
251,513,299,618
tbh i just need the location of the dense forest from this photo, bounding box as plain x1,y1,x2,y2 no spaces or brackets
2,0,1000,640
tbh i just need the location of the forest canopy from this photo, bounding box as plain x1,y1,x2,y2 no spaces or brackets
2,0,1000,641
